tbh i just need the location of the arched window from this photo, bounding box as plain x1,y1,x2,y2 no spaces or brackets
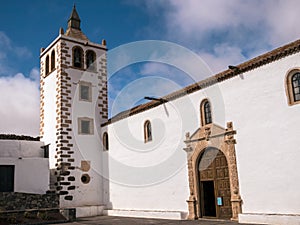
51,50,55,71
292,73,300,101
103,132,109,151
86,50,96,71
286,70,300,105
201,99,212,126
144,120,152,143
45,55,49,75
73,46,83,68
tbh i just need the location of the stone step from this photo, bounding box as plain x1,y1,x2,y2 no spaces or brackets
76,205,106,218
104,209,186,220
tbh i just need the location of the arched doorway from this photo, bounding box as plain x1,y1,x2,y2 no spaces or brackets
184,122,242,221
198,148,232,219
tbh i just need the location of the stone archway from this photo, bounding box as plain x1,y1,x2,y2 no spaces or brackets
183,122,242,221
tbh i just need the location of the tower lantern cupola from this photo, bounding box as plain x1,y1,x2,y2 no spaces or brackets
65,5,89,41
68,5,81,30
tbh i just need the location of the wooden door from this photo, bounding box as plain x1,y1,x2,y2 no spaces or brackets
199,148,232,219
201,181,216,217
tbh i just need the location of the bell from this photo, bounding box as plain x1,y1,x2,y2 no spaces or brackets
75,56,80,64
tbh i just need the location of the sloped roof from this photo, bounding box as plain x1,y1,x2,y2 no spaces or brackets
0,134,40,141
69,5,80,22
65,28,89,41
102,38,300,127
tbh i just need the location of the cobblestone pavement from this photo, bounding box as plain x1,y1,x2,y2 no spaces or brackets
54,216,257,225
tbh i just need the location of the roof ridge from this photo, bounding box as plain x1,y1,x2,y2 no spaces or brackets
102,38,300,126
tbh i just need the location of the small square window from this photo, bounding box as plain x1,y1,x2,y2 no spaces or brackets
79,82,92,102
78,118,94,135
81,120,90,134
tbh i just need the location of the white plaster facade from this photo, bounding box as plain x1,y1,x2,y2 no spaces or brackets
101,49,300,224
39,7,300,224
104,49,300,223
0,140,49,194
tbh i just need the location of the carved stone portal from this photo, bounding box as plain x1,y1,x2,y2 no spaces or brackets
184,122,242,221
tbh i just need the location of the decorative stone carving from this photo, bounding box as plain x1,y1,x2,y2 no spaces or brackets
185,132,190,139
59,27,64,35
183,122,242,221
80,160,91,172
187,195,198,220
204,127,211,141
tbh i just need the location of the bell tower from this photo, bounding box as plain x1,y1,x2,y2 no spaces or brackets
40,5,108,214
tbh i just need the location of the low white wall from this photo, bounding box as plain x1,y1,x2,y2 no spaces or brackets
0,140,44,158
0,140,49,194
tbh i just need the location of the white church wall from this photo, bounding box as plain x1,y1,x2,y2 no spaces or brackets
0,140,49,194
105,52,300,222
220,53,300,222
105,70,237,218
107,99,192,217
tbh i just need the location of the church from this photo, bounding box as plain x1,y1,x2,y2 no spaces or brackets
32,5,300,224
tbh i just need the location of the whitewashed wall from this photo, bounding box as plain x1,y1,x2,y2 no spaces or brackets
106,79,224,218
60,38,107,210
42,71,57,168
106,52,300,223
221,53,300,224
0,140,49,194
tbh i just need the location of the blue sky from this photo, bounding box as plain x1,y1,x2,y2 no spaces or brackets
1,0,300,136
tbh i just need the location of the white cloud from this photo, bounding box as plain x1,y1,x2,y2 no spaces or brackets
14,46,32,58
264,0,300,46
0,31,32,76
198,44,247,73
0,31,11,47
0,32,38,136
29,67,40,81
138,0,300,74
140,62,172,76
139,62,199,87
0,72,40,136
142,0,266,43
0,31,32,58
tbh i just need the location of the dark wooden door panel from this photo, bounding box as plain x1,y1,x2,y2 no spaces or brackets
199,148,232,219
201,181,216,217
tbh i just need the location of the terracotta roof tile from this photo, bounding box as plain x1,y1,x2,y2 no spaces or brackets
102,38,300,126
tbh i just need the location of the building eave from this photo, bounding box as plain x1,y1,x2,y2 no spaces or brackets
101,37,300,126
